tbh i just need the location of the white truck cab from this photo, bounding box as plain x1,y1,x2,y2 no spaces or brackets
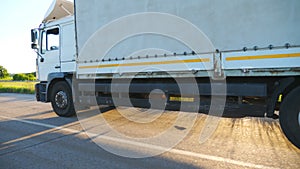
31,0,76,117
31,0,75,82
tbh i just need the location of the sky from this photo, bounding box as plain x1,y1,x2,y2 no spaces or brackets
0,0,71,74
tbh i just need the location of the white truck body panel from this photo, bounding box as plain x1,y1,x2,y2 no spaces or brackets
223,48,300,70
75,0,300,52
77,54,213,79
60,20,76,72
74,0,300,79
222,48,300,77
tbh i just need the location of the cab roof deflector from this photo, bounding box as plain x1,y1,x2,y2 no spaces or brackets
43,0,74,23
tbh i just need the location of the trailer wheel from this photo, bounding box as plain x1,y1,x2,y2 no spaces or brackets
279,86,300,149
50,81,75,117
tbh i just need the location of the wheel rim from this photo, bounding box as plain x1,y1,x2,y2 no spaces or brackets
55,91,68,109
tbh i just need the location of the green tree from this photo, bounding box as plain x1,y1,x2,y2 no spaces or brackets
13,74,27,81
0,65,9,79
12,73,36,81
27,73,36,81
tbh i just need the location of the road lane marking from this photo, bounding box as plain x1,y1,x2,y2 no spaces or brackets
0,115,279,169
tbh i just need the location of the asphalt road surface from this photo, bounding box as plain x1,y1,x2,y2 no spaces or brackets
0,93,299,169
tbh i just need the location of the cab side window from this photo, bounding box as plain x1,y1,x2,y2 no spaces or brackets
41,28,60,54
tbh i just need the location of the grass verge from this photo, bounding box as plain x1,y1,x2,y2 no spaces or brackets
0,81,37,94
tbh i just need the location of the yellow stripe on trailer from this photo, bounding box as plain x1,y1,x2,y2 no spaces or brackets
226,53,300,61
79,58,210,69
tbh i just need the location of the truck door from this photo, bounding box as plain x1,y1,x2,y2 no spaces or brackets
38,27,61,81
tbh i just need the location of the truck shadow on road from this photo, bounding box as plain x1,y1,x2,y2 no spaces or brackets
1,93,299,168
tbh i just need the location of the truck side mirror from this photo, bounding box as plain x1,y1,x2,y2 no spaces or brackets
31,29,39,49
31,43,38,49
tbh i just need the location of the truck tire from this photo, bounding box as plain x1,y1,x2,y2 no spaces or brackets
50,81,76,117
279,86,300,149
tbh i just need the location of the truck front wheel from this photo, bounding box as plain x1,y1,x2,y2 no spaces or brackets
50,81,76,117
279,86,300,149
